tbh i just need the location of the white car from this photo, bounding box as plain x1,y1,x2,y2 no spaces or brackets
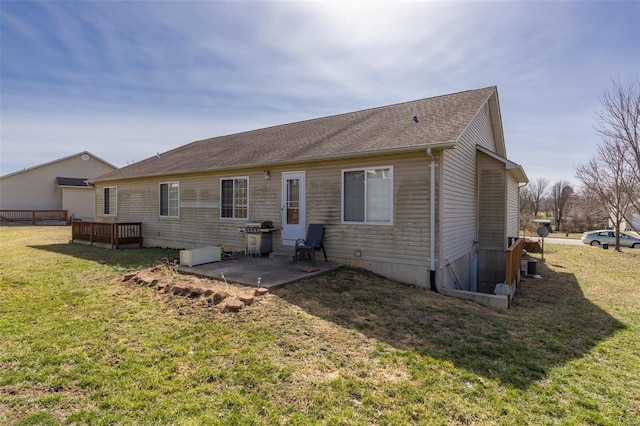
581,230,640,248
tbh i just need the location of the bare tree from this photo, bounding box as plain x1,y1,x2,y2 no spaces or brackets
576,140,633,251
572,186,609,232
550,180,573,233
593,78,640,232
519,177,552,235
519,185,534,235
529,177,549,218
520,185,534,215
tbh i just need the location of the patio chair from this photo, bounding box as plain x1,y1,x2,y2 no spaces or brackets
294,224,327,266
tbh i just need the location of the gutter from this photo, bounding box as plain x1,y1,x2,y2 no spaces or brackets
89,142,457,184
426,148,438,292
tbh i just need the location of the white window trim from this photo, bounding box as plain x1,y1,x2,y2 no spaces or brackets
219,176,249,220
159,181,180,218
104,186,118,217
341,166,394,225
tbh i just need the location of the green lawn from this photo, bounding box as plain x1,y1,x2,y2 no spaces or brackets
520,231,584,239
1,226,639,425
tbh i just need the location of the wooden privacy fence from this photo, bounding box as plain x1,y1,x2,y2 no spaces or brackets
0,210,67,224
505,237,524,287
72,222,143,249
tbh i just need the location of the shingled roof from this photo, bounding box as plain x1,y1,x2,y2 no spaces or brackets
56,177,91,187
93,86,498,182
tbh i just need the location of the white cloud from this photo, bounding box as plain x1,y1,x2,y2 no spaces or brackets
1,0,638,183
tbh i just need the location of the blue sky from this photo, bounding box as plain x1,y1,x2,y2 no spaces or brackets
1,1,638,185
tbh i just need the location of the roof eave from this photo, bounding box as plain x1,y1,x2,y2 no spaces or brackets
90,142,457,183
476,145,528,184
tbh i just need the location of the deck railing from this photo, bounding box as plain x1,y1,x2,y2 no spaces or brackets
0,210,68,224
72,221,143,249
505,237,524,287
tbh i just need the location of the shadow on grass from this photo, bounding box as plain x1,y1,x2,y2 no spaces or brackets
25,242,627,389
28,242,179,272
272,260,626,389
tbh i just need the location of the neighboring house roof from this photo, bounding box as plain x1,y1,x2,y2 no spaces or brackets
1,151,117,179
56,177,92,187
93,86,501,183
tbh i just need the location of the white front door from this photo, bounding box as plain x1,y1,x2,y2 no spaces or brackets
281,171,306,246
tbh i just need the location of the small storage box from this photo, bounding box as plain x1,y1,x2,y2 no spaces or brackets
180,247,221,267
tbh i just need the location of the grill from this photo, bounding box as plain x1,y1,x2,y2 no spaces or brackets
241,222,273,257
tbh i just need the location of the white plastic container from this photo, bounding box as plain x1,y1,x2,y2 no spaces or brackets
180,247,221,267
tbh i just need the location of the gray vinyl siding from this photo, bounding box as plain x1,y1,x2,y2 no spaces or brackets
477,153,506,249
311,154,432,266
441,103,497,265
506,173,520,238
477,152,507,292
95,153,434,268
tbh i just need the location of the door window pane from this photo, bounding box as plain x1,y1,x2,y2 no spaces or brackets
286,179,300,224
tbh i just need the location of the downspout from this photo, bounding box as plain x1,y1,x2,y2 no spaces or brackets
427,148,437,292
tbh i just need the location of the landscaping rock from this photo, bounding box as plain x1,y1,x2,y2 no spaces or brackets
494,283,512,296
239,295,254,305
254,287,269,296
213,291,229,304
189,288,204,298
225,299,243,311
203,289,214,297
122,273,137,282
136,271,158,286
172,286,185,295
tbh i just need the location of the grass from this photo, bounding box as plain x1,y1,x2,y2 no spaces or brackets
520,231,584,239
1,226,639,425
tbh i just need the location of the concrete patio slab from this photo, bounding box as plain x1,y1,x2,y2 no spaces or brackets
177,254,342,289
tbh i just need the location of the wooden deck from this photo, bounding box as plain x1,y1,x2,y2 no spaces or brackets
505,237,524,287
72,221,143,249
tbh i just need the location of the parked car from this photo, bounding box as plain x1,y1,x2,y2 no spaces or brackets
581,230,640,248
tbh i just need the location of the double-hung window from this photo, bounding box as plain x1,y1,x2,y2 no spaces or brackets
342,167,393,224
159,182,180,217
220,177,248,219
104,186,117,216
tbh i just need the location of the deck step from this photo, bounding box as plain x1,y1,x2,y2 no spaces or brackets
270,246,295,261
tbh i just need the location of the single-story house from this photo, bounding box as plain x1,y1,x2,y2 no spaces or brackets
612,209,640,232
0,151,117,221
90,86,528,296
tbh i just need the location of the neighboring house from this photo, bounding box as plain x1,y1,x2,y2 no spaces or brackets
624,213,640,232
608,203,640,233
0,151,117,221
90,87,527,295
619,209,640,232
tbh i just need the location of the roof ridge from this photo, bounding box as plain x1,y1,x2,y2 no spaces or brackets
92,86,499,182
185,86,498,146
